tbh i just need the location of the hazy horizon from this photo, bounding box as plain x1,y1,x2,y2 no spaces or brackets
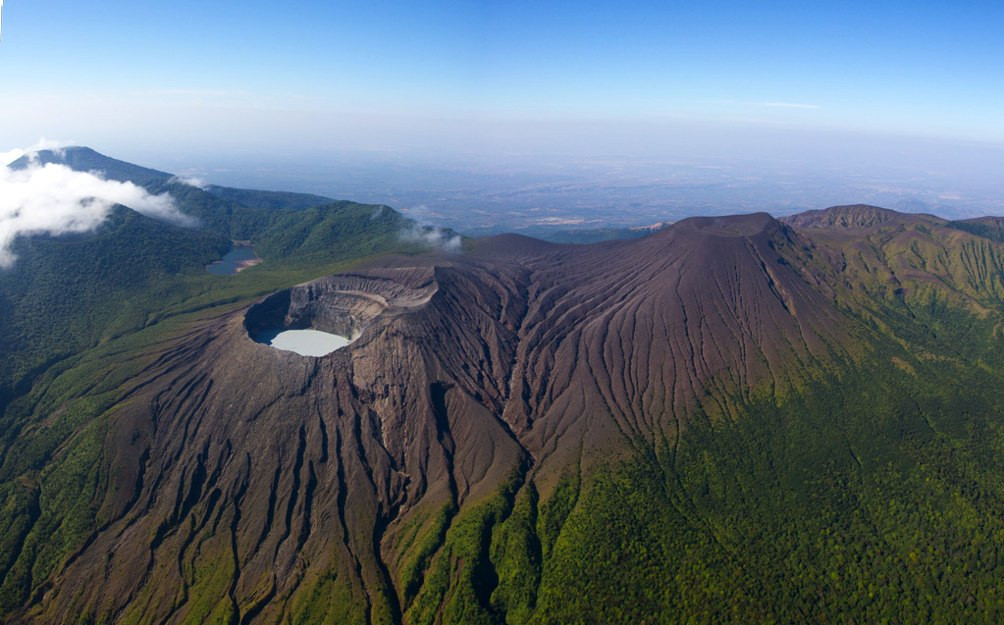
2,1,1003,230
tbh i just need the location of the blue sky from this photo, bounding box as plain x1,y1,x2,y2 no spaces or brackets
1,1,1002,163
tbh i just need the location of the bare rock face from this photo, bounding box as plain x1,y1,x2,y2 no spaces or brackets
24,214,854,624
244,271,437,345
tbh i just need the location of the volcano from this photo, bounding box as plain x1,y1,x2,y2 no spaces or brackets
3,189,1004,624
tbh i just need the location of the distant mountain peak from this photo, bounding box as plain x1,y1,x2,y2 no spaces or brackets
8,146,174,186
782,204,942,230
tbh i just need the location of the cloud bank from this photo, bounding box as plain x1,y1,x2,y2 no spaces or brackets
0,146,192,267
169,175,209,189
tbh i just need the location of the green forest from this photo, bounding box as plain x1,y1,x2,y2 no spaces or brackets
1,156,1003,624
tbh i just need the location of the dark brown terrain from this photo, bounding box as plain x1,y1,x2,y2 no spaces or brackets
8,205,1004,624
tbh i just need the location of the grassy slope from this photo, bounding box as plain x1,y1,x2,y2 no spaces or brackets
205,185,334,211
520,327,1004,624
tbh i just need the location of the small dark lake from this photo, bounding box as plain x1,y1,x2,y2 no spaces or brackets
207,245,261,275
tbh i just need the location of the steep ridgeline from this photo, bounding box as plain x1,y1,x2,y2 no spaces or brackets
8,147,175,187
3,207,1004,624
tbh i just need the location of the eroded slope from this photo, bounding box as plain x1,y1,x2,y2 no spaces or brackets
7,208,1004,624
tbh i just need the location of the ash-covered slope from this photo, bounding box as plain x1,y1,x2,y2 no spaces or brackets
27,264,528,624
17,213,856,624
499,213,850,472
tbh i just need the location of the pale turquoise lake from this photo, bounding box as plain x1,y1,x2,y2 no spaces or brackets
267,329,352,356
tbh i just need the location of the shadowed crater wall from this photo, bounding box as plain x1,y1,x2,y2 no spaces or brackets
244,281,394,350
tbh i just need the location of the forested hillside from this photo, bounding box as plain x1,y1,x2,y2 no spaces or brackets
1,153,1003,624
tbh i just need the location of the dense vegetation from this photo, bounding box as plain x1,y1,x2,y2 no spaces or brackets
353,294,1001,625
0,207,230,401
205,185,334,211
2,153,1004,624
518,330,1004,623
947,216,1004,243
0,160,424,392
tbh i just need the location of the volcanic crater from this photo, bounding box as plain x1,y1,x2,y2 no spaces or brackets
23,214,861,624
244,271,438,356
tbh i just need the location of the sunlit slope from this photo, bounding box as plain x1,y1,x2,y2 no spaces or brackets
3,206,1004,624
786,204,1004,306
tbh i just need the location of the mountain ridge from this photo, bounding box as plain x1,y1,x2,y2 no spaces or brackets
8,147,174,186
0,209,925,623
781,203,944,229
2,150,1004,624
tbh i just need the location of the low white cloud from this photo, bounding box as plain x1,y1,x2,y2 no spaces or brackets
400,223,462,252
399,204,461,251
170,175,209,189
0,148,22,166
0,145,193,267
1,138,70,166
